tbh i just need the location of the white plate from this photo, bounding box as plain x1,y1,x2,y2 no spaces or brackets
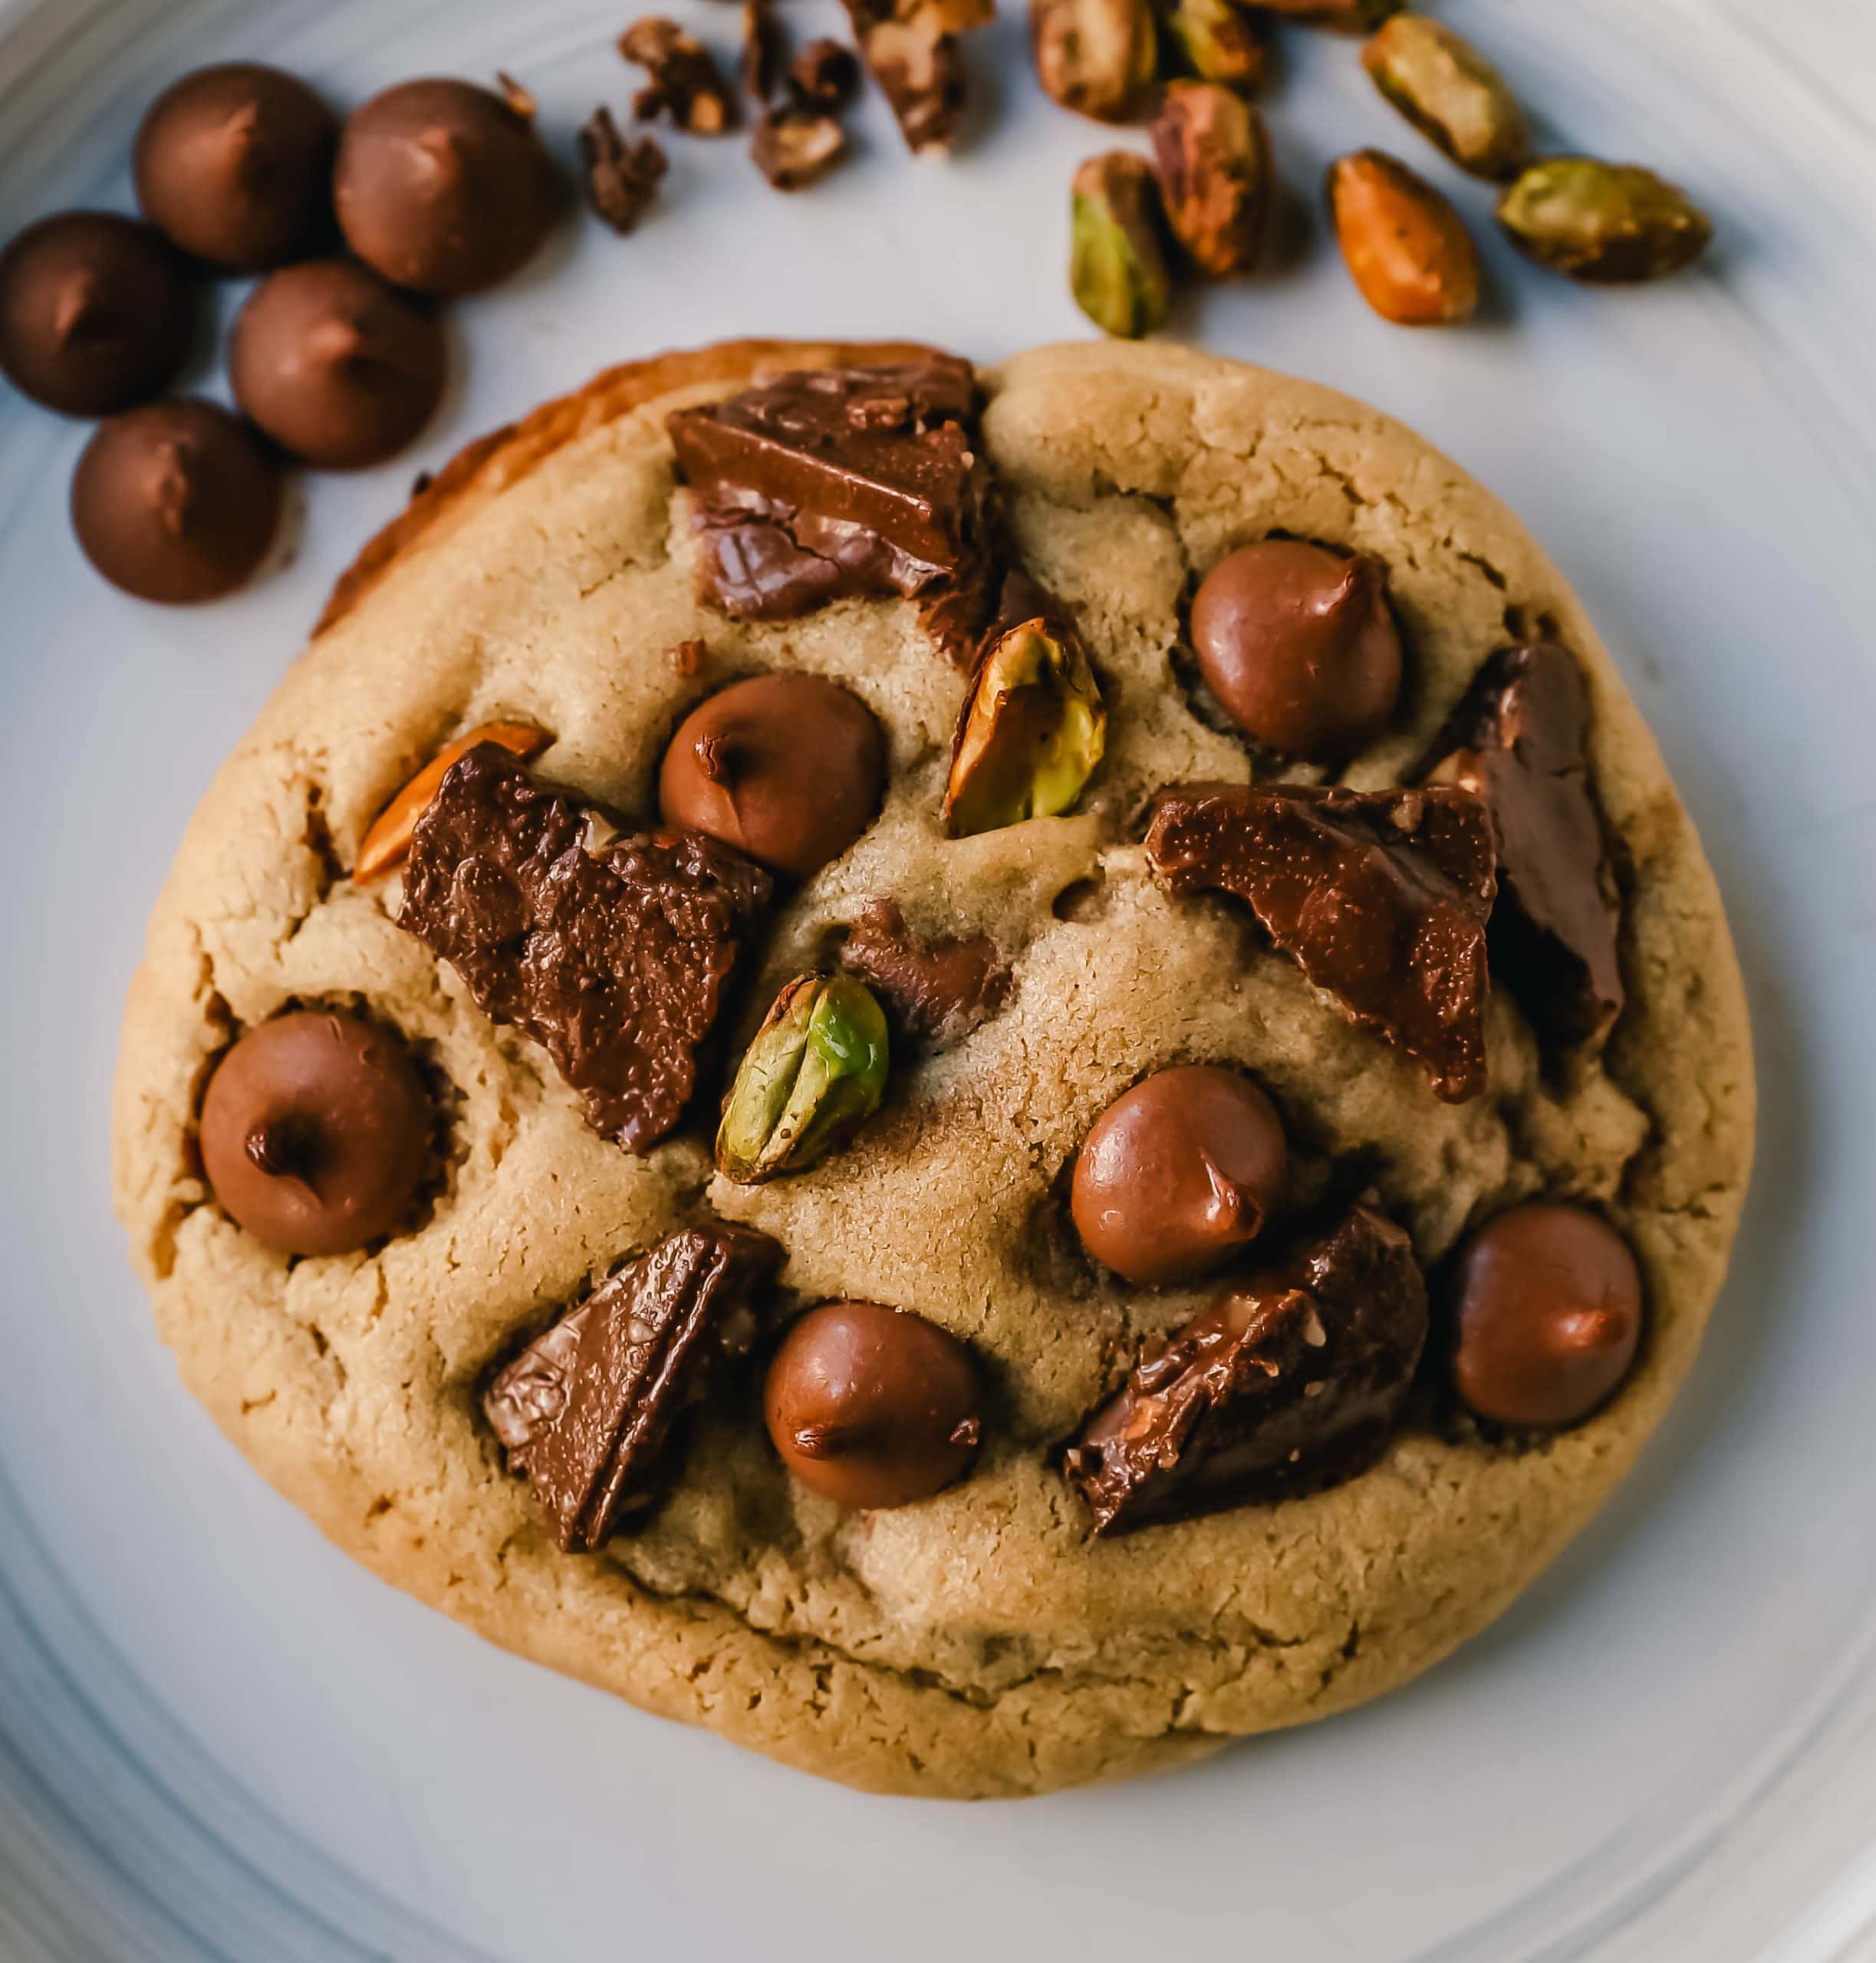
3,1,1875,1957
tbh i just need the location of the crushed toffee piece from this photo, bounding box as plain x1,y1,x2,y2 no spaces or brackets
1147,781,1496,1103
619,17,739,133
399,744,771,1152
839,899,1011,1046
1417,642,1624,1047
578,107,669,233
666,355,992,628
1062,1205,1428,1534
485,1224,782,1550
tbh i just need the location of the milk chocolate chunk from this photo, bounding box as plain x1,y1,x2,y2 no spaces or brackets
838,899,1010,1047
399,744,771,1152
485,1224,782,1550
1147,781,1496,1102
1062,1205,1427,1534
666,356,990,627
1419,643,1624,1047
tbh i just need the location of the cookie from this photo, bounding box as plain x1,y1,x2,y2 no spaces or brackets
113,337,1753,1798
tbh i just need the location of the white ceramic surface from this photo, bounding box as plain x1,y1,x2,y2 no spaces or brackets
2,2,1874,1958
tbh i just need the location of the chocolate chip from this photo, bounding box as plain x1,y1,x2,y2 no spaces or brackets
485,1224,782,1550
578,106,669,235
666,356,992,625
1147,781,1497,1103
620,17,740,133
398,744,771,1152
1062,1205,1428,1534
838,899,1011,1047
1417,643,1624,1048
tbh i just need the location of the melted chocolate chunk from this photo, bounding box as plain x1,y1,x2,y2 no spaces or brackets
1147,781,1497,1103
1417,643,1624,1047
485,1224,782,1550
1062,1205,1428,1534
666,357,992,633
400,745,771,1152
838,899,1010,1046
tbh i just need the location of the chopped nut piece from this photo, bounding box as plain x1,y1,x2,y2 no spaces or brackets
945,610,1107,836
1496,157,1713,283
1328,148,1480,325
1159,0,1266,92
620,16,739,133
1150,81,1271,277
1032,0,1158,123
495,71,537,120
842,0,979,152
741,0,787,101
355,720,554,880
1361,15,1530,182
788,38,861,112
1069,151,1172,340
578,107,669,234
839,899,1012,1047
750,105,848,188
716,973,890,1183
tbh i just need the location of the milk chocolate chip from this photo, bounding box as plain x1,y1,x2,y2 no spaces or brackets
1189,539,1403,761
1450,1202,1641,1428
765,1300,983,1508
657,672,884,879
199,1008,433,1256
1071,1065,1287,1286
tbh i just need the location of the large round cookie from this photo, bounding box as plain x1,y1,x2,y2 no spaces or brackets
113,337,1754,1799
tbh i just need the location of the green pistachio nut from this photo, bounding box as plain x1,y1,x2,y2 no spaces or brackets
1361,16,1530,181
1161,0,1264,90
944,614,1108,836
716,974,890,1184
1069,151,1173,340
1150,79,1272,278
1496,157,1713,283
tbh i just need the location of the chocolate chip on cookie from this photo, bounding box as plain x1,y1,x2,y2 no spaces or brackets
1450,1202,1642,1428
485,1224,783,1550
658,672,885,880
1418,643,1625,1047
765,1300,983,1508
666,356,993,640
198,1008,433,1256
1063,1205,1428,1534
1071,1064,1287,1287
1147,781,1497,1103
838,899,1010,1047
398,743,772,1152
1188,539,1403,761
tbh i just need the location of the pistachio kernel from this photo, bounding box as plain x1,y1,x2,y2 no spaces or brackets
1328,148,1480,326
1069,151,1173,340
944,613,1107,837
1496,157,1713,283
1150,80,1272,278
1031,0,1158,124
1160,0,1265,92
1361,16,1530,182
716,973,890,1183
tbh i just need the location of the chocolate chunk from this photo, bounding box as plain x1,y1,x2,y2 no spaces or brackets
788,39,861,113
486,1224,782,1550
666,356,991,629
840,0,989,153
838,899,1010,1046
1062,1205,1428,1534
1147,781,1496,1102
399,745,772,1152
578,107,668,235
619,18,739,133
1418,643,1624,1047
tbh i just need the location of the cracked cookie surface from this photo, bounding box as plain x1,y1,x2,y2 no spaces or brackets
112,338,1753,1798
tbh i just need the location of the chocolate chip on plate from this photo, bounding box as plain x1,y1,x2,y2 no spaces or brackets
838,899,1010,1048
665,355,992,636
133,62,339,272
1418,642,1624,1047
199,1008,433,1256
1188,538,1404,761
1071,1064,1287,1287
765,1300,983,1509
71,398,281,603
657,672,885,880
1062,1204,1427,1534
1450,1202,1642,1429
486,1224,782,1550
229,259,445,469
0,212,196,416
398,743,771,1152
334,77,561,295
1147,781,1497,1103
